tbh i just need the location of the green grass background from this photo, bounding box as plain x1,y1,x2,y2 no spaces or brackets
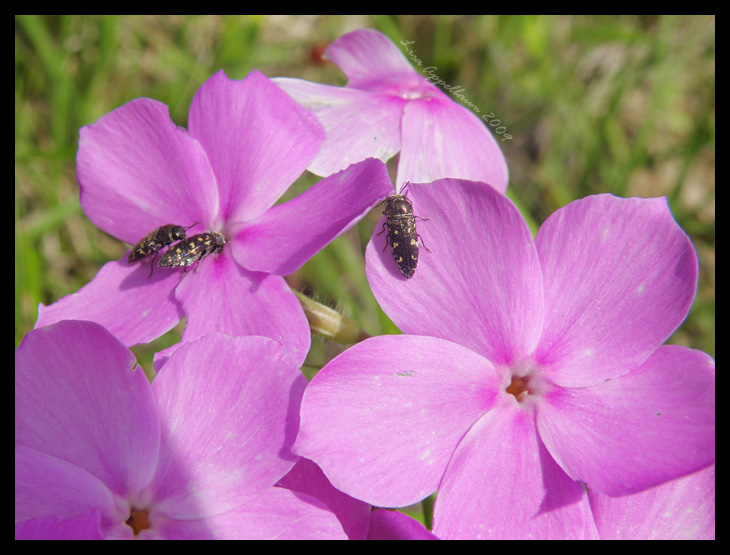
16,15,715,375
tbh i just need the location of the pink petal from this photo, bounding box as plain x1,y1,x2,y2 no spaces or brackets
589,464,714,539
398,98,509,191
278,457,371,540
161,252,310,367
188,70,324,224
273,78,405,177
149,334,308,519
434,406,598,540
15,446,118,525
537,345,715,496
15,510,105,540
35,258,185,346
296,335,501,508
324,28,425,92
366,179,544,365
77,98,219,244
232,158,392,275
16,321,160,494
367,509,438,540
156,488,346,539
535,195,699,386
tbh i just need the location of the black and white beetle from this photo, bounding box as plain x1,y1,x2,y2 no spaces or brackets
158,231,226,272
128,222,198,276
377,183,429,279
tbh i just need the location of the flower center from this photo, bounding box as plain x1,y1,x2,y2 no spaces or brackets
125,508,150,535
394,83,440,100
399,88,428,100
502,360,550,405
367,77,439,100
506,375,531,402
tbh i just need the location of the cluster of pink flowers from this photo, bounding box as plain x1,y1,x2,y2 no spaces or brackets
16,29,713,540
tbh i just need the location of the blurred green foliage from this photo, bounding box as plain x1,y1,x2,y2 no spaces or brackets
16,15,715,372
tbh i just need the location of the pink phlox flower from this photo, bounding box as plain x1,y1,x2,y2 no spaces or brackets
15,321,347,539
295,179,714,539
274,28,509,193
35,70,394,366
